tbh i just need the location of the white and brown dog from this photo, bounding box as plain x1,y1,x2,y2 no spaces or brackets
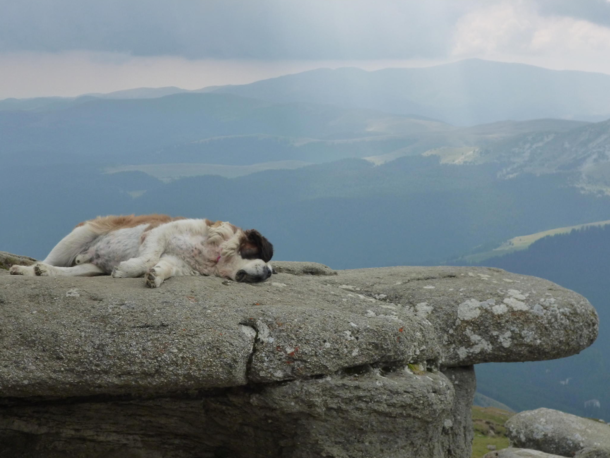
9,214,274,288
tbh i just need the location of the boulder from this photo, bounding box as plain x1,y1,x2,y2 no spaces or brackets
0,262,599,458
507,408,610,457
483,449,566,458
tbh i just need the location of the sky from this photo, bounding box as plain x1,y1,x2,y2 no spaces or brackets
2,0,610,99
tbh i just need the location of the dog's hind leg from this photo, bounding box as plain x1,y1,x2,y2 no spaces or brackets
34,262,105,277
43,224,99,267
144,255,196,288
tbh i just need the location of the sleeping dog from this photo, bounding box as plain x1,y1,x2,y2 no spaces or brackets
9,214,274,288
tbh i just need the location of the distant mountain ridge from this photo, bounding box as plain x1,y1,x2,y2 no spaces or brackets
4,59,610,126
212,60,610,125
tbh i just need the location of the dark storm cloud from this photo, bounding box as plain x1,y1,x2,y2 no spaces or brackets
534,0,610,27
0,0,480,60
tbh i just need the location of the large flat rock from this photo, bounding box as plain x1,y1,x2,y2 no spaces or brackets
0,264,598,398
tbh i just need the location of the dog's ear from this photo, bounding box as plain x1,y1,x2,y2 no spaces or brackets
242,229,274,263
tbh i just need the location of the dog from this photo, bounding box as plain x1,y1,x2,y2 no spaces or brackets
9,214,274,288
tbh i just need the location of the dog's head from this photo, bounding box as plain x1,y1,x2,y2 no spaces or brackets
218,229,274,283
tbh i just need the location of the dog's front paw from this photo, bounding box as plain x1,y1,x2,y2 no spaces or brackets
34,263,49,276
144,268,163,288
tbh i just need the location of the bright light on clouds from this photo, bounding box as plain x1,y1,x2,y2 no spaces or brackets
452,1,610,74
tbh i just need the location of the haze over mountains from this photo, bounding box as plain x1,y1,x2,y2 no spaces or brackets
3,59,610,420
5,59,610,125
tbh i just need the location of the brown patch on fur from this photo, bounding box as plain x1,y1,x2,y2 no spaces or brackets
82,214,183,235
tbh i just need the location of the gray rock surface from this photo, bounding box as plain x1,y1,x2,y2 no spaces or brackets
337,267,598,366
0,265,597,396
0,365,473,458
576,447,610,458
507,408,610,457
0,261,600,457
483,449,566,458
271,260,337,276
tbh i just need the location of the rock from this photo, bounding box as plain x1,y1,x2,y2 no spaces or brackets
507,408,610,457
438,366,476,457
337,266,598,366
0,266,596,395
483,449,566,458
0,251,36,271
271,260,337,276
0,366,474,458
488,445,498,450
0,262,599,457
576,447,610,458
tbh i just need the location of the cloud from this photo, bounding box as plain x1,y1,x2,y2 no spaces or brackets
452,1,610,62
534,0,610,28
0,0,479,60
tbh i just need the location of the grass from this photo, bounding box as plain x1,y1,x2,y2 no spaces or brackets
471,406,515,458
462,219,610,263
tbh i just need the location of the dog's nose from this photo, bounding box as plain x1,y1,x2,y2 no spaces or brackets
263,265,272,280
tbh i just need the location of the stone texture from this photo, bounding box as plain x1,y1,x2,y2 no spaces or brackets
0,265,597,396
507,408,610,457
0,365,474,458
0,261,600,457
438,366,476,457
271,260,337,276
337,266,598,366
483,449,566,458
576,447,610,458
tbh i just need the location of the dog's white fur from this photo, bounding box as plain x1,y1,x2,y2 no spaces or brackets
10,215,273,288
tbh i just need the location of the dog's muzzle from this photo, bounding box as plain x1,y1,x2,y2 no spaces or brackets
235,266,272,283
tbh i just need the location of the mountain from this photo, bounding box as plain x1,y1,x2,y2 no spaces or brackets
474,119,610,192
86,86,191,99
5,59,610,125
0,92,455,159
213,60,610,125
467,225,610,421
0,87,192,113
